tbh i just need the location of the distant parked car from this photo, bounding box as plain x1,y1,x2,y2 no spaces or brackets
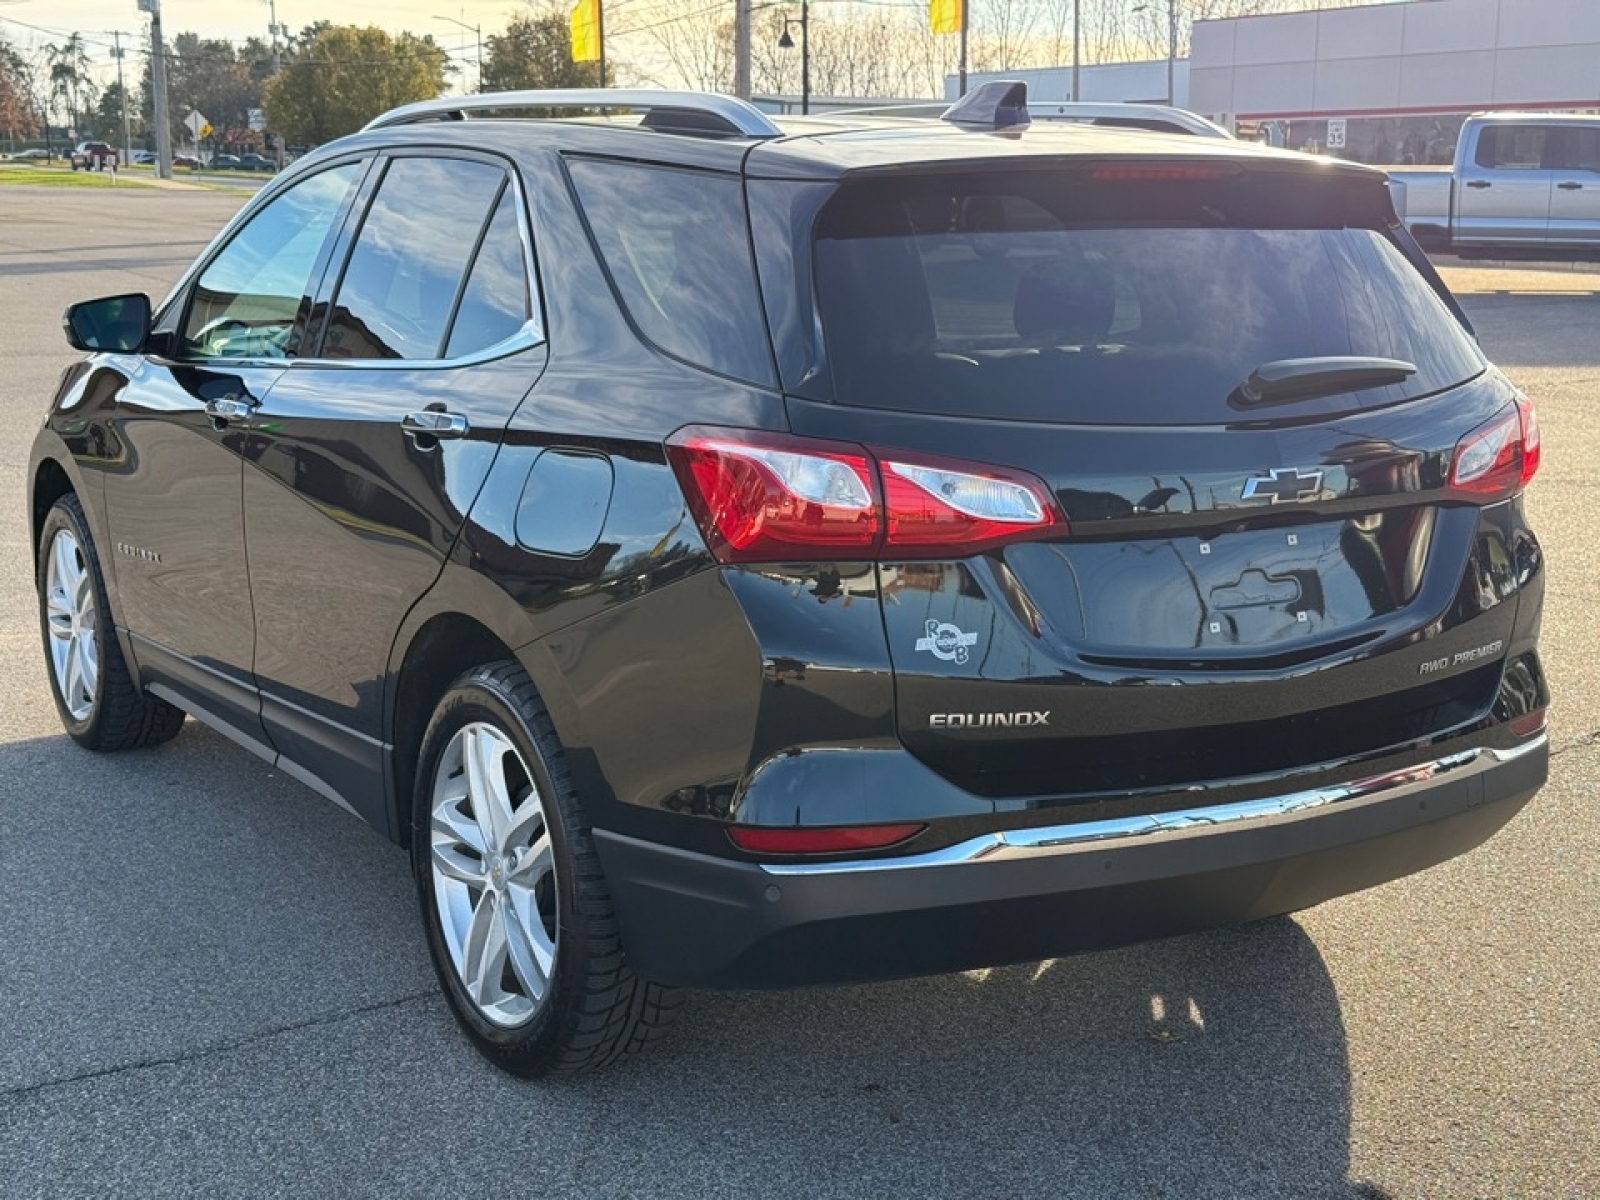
15,148,52,161
131,150,156,165
70,141,117,171
172,154,202,169
209,153,242,170
237,153,276,172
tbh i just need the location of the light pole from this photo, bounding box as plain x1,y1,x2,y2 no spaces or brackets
433,14,483,94
777,1,809,116
1134,0,1178,106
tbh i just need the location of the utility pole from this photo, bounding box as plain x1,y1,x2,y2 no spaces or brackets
433,15,482,94
267,0,285,73
1167,0,1177,106
734,0,751,100
1071,0,1080,100
959,0,967,96
111,31,133,167
138,0,173,179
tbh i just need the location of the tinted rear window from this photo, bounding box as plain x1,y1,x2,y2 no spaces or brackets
568,159,775,387
813,171,1484,424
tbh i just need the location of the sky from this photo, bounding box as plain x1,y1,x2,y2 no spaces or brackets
0,0,530,90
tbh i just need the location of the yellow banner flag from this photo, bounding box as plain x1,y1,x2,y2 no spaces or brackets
929,0,963,35
571,0,601,63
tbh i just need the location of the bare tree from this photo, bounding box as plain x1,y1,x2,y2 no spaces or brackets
46,34,97,134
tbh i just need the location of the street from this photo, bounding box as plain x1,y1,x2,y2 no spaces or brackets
0,187,1596,1199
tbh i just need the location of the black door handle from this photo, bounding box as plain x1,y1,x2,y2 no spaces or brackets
1465,180,1492,189
1558,181,1584,190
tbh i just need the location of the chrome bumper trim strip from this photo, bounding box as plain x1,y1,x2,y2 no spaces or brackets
759,738,1546,877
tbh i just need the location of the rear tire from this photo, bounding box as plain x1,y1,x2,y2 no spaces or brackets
412,660,680,1076
36,494,186,751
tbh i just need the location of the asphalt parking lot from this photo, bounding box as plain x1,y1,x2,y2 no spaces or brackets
0,187,1596,1199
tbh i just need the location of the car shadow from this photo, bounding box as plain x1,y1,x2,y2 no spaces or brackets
1,721,1385,1197
567,905,1382,1196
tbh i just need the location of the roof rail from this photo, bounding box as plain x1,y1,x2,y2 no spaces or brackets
364,89,784,138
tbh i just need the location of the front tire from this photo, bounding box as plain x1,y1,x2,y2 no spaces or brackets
412,661,679,1076
36,494,186,750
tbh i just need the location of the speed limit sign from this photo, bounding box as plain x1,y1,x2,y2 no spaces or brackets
1327,118,1347,149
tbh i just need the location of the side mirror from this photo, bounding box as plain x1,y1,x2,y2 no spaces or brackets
62,293,152,354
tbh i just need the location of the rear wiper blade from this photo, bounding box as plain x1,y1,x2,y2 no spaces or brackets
1229,357,1417,409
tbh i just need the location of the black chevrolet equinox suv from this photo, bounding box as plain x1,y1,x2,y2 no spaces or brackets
31,84,1548,1076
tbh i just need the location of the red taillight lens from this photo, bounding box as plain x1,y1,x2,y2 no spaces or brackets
727,822,924,855
880,457,1063,555
666,428,880,562
1449,395,1539,500
1516,393,1540,487
668,426,1066,564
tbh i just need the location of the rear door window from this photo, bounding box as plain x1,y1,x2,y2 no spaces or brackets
811,171,1484,425
1474,125,1548,169
321,156,507,361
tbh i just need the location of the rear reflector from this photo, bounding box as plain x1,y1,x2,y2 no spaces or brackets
667,425,1065,564
1448,394,1540,501
727,823,925,855
1510,708,1546,738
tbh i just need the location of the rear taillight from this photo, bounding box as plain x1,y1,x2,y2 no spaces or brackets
666,429,879,561
1448,394,1541,501
727,822,924,855
667,426,1064,563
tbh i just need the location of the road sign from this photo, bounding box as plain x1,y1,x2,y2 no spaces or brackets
200,123,213,139
248,108,266,133
1327,118,1347,150
183,109,208,138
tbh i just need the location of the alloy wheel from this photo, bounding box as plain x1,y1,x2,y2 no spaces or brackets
44,527,98,722
429,721,559,1028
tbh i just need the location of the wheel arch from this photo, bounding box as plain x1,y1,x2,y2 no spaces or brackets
31,456,78,568
388,610,519,848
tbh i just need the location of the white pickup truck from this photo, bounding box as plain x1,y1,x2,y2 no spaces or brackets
1390,112,1600,258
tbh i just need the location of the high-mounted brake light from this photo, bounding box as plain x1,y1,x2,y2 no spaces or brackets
727,822,924,855
1090,163,1236,181
666,426,1066,564
1448,394,1540,501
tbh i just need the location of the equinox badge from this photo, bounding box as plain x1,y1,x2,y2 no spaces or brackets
1240,467,1324,504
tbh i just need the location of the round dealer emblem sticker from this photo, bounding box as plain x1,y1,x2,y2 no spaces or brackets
915,619,978,664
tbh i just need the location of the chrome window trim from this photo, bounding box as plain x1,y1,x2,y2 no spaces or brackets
173,149,546,372
758,738,1546,877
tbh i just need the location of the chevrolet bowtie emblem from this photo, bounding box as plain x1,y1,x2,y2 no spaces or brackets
1240,468,1324,504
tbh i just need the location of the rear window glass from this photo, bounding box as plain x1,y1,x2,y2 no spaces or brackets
568,159,775,387
813,172,1484,425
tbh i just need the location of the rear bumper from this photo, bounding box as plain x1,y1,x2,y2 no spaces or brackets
595,737,1546,988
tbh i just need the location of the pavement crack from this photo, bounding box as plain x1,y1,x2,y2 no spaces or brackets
1550,730,1600,758
0,989,437,1102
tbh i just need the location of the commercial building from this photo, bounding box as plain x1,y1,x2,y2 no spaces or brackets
955,0,1600,164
